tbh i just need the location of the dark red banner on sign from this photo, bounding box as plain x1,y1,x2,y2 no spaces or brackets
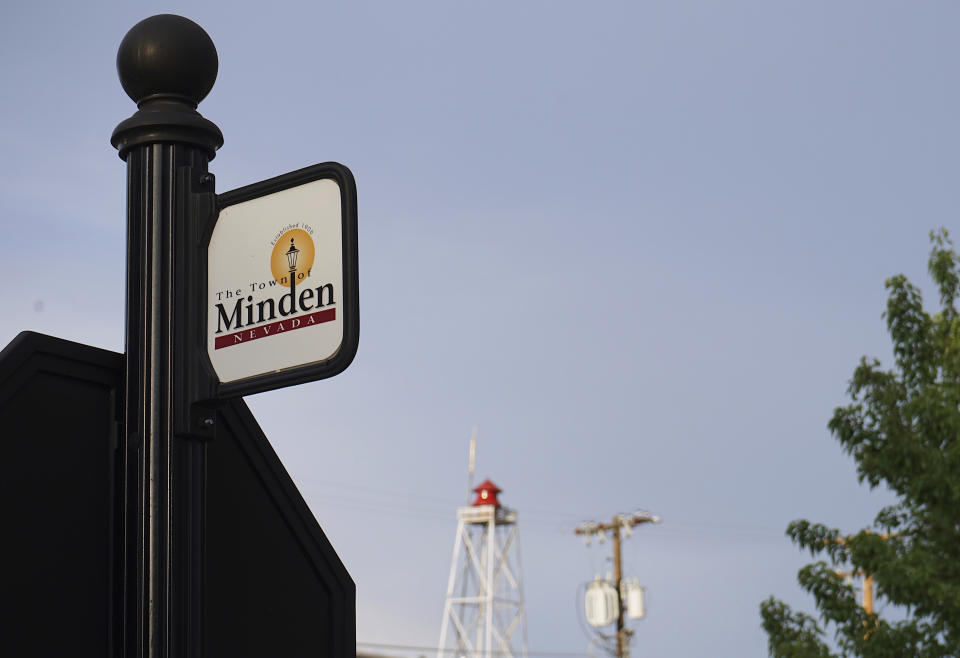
214,308,336,350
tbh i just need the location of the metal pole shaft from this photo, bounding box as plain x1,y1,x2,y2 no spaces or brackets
122,142,211,657
486,517,496,658
112,15,223,657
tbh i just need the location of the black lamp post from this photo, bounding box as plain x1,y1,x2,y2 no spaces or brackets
111,14,222,657
286,237,300,302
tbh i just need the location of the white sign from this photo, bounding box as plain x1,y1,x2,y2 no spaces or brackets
206,164,358,394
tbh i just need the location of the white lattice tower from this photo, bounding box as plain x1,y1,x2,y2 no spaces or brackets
437,480,528,658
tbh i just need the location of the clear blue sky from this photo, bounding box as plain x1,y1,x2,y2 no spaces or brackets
3,2,957,655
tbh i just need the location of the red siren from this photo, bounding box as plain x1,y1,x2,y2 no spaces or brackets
471,479,502,507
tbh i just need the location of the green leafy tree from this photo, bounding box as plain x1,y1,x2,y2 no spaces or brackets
760,230,960,657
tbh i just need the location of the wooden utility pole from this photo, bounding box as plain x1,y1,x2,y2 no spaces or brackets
830,531,897,641
576,511,659,658
611,523,627,658
834,568,874,613
829,531,894,616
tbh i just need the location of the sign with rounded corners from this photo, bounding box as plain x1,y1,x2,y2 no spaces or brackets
207,163,358,397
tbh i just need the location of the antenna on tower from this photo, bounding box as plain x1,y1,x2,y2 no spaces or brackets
467,426,477,505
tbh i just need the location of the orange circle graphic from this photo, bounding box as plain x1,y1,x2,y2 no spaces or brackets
270,229,316,285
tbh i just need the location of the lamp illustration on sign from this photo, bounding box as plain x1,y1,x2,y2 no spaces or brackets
286,238,299,279
270,228,314,288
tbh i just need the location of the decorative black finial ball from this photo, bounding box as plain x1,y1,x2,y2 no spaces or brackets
117,14,218,106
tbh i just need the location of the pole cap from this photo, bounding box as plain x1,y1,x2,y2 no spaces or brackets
117,14,218,106
112,14,223,160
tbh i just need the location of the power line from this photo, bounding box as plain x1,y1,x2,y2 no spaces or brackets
356,641,589,657
301,479,790,540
